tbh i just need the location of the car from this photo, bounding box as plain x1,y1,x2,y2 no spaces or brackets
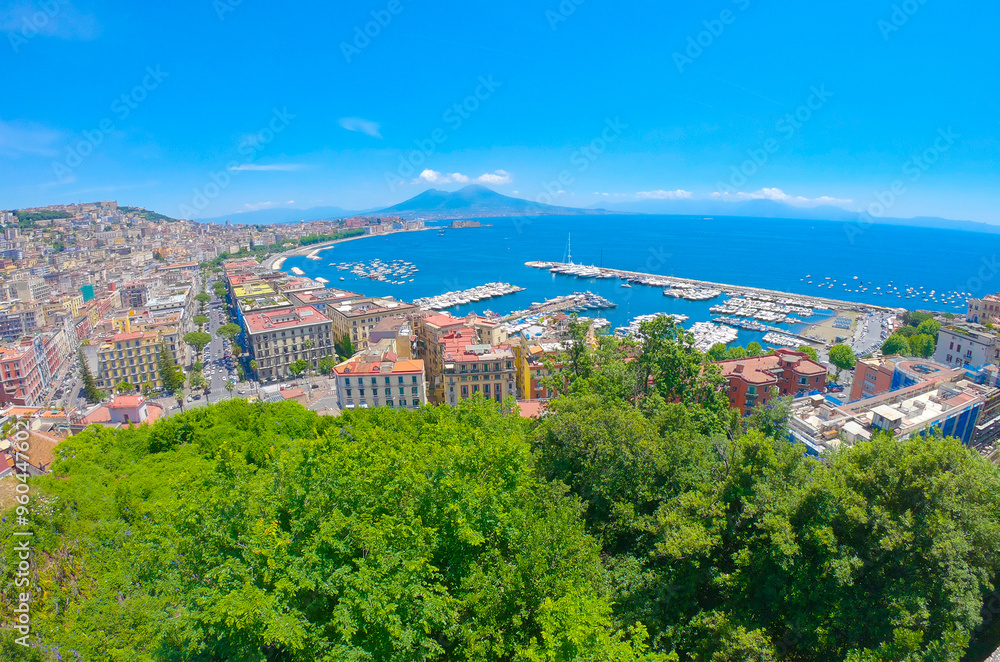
311,384,320,390
238,389,246,395
193,394,202,400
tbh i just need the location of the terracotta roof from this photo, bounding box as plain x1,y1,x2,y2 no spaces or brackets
244,306,330,334
717,350,826,385
109,395,146,408
334,357,424,376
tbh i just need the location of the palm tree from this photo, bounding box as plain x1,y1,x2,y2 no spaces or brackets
225,381,235,399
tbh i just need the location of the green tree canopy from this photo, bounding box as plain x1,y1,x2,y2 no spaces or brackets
797,345,819,362
881,334,912,356
288,359,308,376
908,333,936,358
183,331,212,355
829,344,857,375
0,400,666,662
217,323,242,342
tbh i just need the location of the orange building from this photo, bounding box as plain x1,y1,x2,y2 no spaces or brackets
716,349,827,416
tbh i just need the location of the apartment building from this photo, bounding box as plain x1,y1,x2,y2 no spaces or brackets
850,355,899,401
0,342,45,406
791,374,1000,455
327,297,418,350
96,331,167,390
716,349,828,416
933,324,998,369
967,294,1000,324
285,287,364,315
439,327,517,406
333,344,426,410
243,306,335,381
416,313,505,402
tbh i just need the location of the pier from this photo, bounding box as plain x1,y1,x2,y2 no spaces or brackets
526,261,891,314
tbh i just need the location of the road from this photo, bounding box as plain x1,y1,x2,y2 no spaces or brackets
850,311,894,357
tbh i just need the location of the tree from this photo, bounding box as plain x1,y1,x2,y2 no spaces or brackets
289,359,308,377
829,344,856,378
1,399,665,661
157,340,184,393
746,341,763,357
217,323,242,342
916,318,941,341
225,381,235,399
249,359,258,375
881,334,911,356
909,333,935,358
797,345,819,362
303,339,314,350
231,345,242,358
195,292,211,305
79,349,102,402
902,310,934,327
335,334,355,360
174,390,184,412
707,343,729,362
189,371,207,390
193,314,210,328
115,381,134,394
318,355,337,375
183,331,212,355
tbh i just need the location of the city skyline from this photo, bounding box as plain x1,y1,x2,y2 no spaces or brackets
2,0,999,223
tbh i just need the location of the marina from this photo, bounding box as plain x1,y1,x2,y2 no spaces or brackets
615,313,690,338
501,292,617,322
688,322,740,352
413,282,525,310
526,261,884,313
333,258,419,284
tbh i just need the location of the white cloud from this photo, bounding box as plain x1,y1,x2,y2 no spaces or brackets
231,163,305,171
416,169,512,185
635,189,693,200
0,118,62,158
711,187,853,207
286,200,295,204
338,117,382,138
244,201,273,211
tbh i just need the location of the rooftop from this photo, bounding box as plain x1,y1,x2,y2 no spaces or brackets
716,349,826,385
244,305,330,334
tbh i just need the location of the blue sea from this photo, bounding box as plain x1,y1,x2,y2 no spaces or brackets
282,215,998,348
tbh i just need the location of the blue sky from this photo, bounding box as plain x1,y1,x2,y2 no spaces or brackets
2,0,999,222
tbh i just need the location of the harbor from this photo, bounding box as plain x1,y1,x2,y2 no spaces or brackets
501,292,616,322
525,261,889,314
414,282,525,310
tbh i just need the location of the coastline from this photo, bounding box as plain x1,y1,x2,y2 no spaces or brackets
264,227,434,271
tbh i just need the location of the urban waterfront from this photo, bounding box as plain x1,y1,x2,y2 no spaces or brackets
283,214,994,348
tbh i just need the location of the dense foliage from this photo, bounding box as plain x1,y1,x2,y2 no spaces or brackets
3,318,1000,661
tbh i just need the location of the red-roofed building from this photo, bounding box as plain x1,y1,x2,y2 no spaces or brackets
74,393,164,430
243,306,335,381
439,328,516,406
334,346,426,410
716,349,828,416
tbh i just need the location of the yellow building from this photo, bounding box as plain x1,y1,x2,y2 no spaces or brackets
97,331,169,390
